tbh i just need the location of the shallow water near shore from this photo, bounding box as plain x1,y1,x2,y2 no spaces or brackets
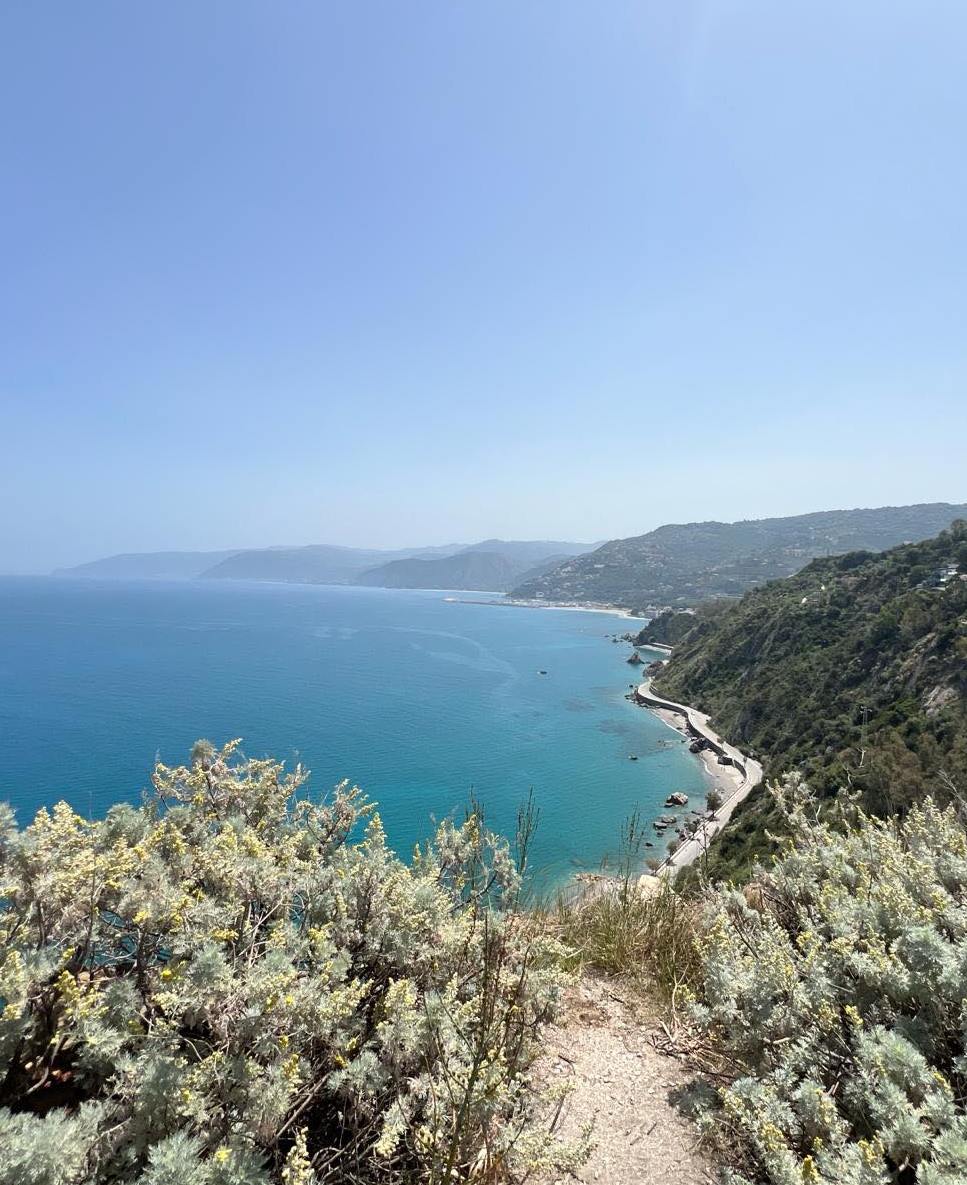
0,578,707,888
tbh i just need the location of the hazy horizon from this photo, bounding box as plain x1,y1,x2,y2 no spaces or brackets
4,3,967,572
7,497,962,577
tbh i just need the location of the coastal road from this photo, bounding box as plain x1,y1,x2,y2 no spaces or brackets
635,678,764,873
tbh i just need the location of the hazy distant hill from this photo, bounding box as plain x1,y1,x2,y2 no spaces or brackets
198,544,462,585
459,539,591,566
356,550,516,591
510,503,967,608
57,539,591,590
355,541,585,591
53,550,241,580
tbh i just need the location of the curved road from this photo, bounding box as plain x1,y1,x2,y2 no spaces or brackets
635,678,764,872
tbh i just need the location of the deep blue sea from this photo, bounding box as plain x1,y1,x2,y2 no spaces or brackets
0,578,705,886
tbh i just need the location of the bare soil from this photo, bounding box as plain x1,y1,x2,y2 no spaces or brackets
534,977,716,1184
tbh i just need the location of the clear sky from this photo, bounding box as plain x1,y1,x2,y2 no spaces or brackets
3,2,966,571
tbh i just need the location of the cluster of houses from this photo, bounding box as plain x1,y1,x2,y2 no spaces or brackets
930,563,962,588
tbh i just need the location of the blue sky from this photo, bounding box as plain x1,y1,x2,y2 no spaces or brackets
3,2,966,571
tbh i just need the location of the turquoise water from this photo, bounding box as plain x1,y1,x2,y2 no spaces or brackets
0,578,705,886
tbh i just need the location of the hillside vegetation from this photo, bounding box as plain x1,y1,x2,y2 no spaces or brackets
696,778,967,1185
654,523,967,878
561,778,967,1185
632,602,730,647
511,503,967,608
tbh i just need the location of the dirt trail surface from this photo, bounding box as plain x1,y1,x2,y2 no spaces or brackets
534,978,715,1184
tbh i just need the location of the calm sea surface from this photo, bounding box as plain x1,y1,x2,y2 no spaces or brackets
0,578,706,886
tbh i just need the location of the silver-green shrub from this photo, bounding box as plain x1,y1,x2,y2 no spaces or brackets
695,775,967,1185
0,741,570,1184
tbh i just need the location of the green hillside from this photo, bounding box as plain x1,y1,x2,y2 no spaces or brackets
654,523,967,878
510,502,967,608
632,602,730,646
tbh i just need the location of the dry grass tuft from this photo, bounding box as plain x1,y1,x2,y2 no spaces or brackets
539,878,704,1011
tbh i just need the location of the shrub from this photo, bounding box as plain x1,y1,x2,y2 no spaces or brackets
694,775,967,1184
0,741,572,1184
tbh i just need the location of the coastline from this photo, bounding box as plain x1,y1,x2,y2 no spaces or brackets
646,702,745,802
455,594,753,886
565,648,760,901
457,595,642,620
632,671,763,873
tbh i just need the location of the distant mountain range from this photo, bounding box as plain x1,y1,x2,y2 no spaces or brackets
510,503,967,608
53,504,967,601
55,540,592,592
200,544,462,586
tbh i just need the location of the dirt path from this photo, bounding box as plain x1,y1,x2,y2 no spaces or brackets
535,978,715,1184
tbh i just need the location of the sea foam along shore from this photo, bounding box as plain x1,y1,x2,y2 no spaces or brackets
633,666,763,873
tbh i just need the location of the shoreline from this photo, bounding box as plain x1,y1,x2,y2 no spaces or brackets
456,595,643,620
457,596,755,886
646,703,744,799
563,649,760,902
632,675,763,874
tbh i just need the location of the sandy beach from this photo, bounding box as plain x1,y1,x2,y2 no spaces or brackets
647,703,745,800
632,678,763,874
499,597,642,619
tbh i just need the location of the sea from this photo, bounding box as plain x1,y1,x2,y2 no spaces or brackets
0,578,707,888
